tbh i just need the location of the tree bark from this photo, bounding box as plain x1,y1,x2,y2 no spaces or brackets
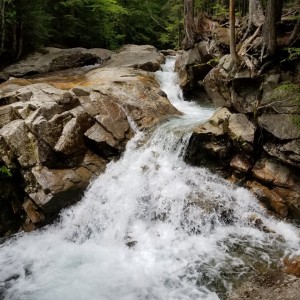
242,0,264,40
229,0,239,63
276,0,283,22
0,0,5,56
263,0,277,56
182,0,195,50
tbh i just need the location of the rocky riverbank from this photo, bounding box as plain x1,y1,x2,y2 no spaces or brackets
176,41,300,299
0,45,179,236
176,42,300,223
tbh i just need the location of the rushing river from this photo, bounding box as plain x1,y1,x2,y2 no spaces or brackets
0,57,299,300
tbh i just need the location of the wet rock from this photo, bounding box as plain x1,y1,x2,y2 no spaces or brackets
252,158,300,191
28,165,102,213
227,271,300,300
247,181,288,217
22,198,45,224
186,108,234,170
274,187,300,220
83,67,180,129
284,256,300,277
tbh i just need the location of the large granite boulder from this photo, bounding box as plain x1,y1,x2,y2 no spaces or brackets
175,41,214,93
258,114,300,140
186,106,300,221
103,44,165,72
0,47,112,80
0,45,180,236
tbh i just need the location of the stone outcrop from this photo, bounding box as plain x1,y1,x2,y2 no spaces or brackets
185,106,300,221
178,41,300,222
0,47,113,81
175,41,214,98
0,45,179,236
104,44,165,72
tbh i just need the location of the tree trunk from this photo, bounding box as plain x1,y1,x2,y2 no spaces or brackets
229,0,239,63
242,0,264,41
276,0,283,22
263,0,277,56
0,0,5,56
182,0,195,50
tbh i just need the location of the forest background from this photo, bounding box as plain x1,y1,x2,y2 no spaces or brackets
0,0,299,64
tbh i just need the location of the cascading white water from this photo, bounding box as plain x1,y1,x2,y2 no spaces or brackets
0,57,299,300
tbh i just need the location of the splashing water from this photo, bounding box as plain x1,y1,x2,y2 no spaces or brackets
0,57,299,300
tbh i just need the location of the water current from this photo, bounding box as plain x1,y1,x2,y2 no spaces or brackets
0,57,299,300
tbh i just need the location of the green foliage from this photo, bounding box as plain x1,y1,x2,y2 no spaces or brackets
283,47,300,62
0,166,12,178
158,0,183,49
212,3,227,18
272,81,300,102
271,81,300,128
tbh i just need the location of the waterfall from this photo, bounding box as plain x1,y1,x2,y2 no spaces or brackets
0,57,299,300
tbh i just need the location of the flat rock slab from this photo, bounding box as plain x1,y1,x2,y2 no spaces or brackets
0,47,112,80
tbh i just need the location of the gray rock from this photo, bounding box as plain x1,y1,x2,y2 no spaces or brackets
0,120,39,167
258,114,300,140
228,114,256,143
175,41,213,91
104,44,164,72
0,47,112,79
203,67,231,107
264,140,300,167
208,107,232,127
231,78,261,113
247,181,288,217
